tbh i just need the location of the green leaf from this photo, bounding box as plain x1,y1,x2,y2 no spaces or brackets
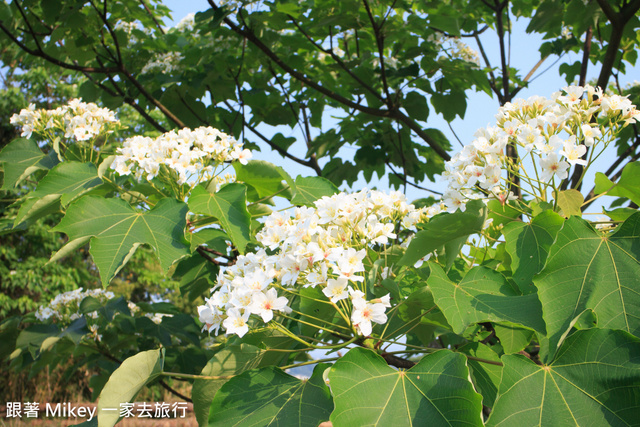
604,207,638,222
30,162,103,206
14,194,62,228
290,176,339,207
188,184,251,254
458,342,502,408
431,90,467,121
233,160,291,200
209,364,333,426
427,263,546,335
193,343,290,426
403,91,430,121
556,189,584,217
535,214,640,360
0,138,59,189
52,196,189,286
594,162,640,205
174,253,218,301
190,228,230,253
96,349,164,427
503,210,564,294
328,348,483,426
493,323,534,354
275,2,301,18
487,329,640,426
399,200,487,266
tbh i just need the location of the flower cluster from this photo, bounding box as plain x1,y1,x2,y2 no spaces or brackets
111,126,251,188
441,85,639,212
10,99,120,141
198,189,430,338
141,51,184,75
427,34,481,66
35,288,172,330
35,288,115,325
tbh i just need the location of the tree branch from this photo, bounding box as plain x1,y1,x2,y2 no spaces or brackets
206,0,451,160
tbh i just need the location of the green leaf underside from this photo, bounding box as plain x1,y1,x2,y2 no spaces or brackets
14,194,62,227
188,184,251,254
503,210,564,294
193,343,290,426
52,196,189,286
535,214,640,359
31,161,103,205
328,348,483,426
209,364,333,427
0,138,59,189
488,329,640,426
428,263,546,335
399,200,487,266
97,349,164,427
556,189,584,217
290,175,339,207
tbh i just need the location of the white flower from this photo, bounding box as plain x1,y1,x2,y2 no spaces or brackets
222,308,250,337
249,288,288,322
540,152,570,181
351,297,388,337
322,278,349,303
560,140,587,166
580,124,602,147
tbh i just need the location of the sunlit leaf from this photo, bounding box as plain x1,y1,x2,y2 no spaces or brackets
52,196,189,286
428,263,546,335
96,349,164,427
188,184,251,254
328,348,483,426
488,329,640,426
535,214,640,360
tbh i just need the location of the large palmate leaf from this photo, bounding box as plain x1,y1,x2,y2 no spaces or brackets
97,349,164,427
52,196,189,286
427,263,546,335
188,184,251,254
209,364,333,427
535,214,640,359
503,210,564,294
30,161,103,206
399,200,487,267
487,328,640,426
193,343,290,426
0,138,59,189
328,348,483,426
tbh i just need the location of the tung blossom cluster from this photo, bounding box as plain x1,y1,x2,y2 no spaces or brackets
198,189,430,338
35,288,172,335
441,85,639,212
10,99,120,141
111,126,251,188
141,51,184,75
35,288,115,324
